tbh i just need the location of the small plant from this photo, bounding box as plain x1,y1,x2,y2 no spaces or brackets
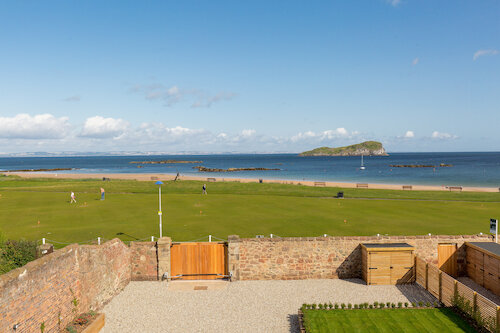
69,288,79,314
358,303,364,309
397,302,402,308
318,303,323,309
373,301,378,307
66,326,77,333
433,301,438,308
418,301,423,307
364,302,369,308
386,302,391,308
301,304,307,311
379,303,385,308
328,302,333,309
412,302,417,307
334,303,339,309
425,302,431,307
347,303,352,309
354,304,358,309
391,303,396,308
369,304,373,309
312,304,317,309
341,303,346,309
404,302,409,308
40,322,45,333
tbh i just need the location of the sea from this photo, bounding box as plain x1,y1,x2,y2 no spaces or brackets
1,152,500,187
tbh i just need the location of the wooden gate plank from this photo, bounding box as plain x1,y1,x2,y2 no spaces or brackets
170,242,227,280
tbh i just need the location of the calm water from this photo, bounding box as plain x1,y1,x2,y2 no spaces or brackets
1,152,500,187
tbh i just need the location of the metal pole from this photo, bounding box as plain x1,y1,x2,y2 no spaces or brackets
151,236,154,242
42,238,45,245
159,186,162,238
98,237,101,245
209,235,212,242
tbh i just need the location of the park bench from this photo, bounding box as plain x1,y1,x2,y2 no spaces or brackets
402,185,413,190
356,183,369,188
448,186,462,192
207,178,216,182
150,176,158,180
314,181,326,187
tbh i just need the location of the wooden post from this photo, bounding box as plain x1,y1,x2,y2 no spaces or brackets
454,280,458,304
438,271,442,303
425,263,429,291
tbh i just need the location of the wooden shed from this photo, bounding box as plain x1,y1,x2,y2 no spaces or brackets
361,243,415,285
465,242,500,296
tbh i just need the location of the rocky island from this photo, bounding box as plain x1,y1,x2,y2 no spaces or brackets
193,166,280,172
299,141,388,156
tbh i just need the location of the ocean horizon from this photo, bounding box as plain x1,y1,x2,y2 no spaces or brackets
2,152,500,187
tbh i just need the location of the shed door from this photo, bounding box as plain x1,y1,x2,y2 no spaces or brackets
369,252,391,285
390,251,414,284
438,243,457,277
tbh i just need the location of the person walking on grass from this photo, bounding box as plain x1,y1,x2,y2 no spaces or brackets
100,187,105,200
202,184,207,195
70,191,76,203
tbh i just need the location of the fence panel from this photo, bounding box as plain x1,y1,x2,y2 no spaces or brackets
441,272,455,307
476,294,498,332
415,257,427,288
427,264,440,299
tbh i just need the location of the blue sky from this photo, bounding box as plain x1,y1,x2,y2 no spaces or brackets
0,0,498,153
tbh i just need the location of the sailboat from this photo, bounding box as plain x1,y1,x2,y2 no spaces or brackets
360,154,366,170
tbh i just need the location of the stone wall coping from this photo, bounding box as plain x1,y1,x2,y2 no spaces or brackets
236,234,491,242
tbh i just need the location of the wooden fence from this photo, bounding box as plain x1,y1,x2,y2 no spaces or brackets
416,257,500,332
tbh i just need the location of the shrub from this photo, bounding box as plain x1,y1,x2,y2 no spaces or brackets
412,302,417,307
379,303,385,309
328,302,333,309
324,303,328,309
312,304,317,309
391,303,396,308
373,301,378,307
0,239,37,274
425,302,431,307
418,301,423,307
334,303,339,309
66,326,77,333
386,302,391,308
318,303,323,309
347,303,352,309
404,302,409,308
397,302,402,308
354,304,358,309
341,303,346,309
433,301,438,308
369,304,373,309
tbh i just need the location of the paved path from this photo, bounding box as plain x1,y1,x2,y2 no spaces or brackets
102,279,436,333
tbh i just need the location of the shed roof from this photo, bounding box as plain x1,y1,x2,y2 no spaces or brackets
466,242,500,257
361,243,413,248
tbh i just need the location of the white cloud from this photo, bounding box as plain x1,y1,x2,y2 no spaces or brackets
404,130,415,138
291,128,353,142
412,57,419,66
241,129,256,137
0,114,70,139
473,49,498,61
431,131,457,140
132,83,236,108
387,0,401,6
80,116,129,138
63,95,81,102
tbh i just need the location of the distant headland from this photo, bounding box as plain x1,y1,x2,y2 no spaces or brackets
299,141,388,156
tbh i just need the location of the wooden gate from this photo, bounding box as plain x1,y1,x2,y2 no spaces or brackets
438,243,457,277
170,242,227,280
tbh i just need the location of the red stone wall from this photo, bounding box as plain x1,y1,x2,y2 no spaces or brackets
130,241,158,281
230,234,492,281
0,238,131,333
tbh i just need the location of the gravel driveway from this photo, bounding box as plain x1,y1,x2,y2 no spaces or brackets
102,279,436,333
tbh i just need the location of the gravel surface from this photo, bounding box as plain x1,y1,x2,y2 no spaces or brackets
102,279,437,333
457,277,500,304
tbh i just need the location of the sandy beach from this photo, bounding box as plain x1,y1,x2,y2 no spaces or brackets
3,171,499,192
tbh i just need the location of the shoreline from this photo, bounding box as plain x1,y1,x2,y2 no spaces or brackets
3,171,499,193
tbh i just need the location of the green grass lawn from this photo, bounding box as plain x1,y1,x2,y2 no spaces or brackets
0,175,499,245
303,309,475,333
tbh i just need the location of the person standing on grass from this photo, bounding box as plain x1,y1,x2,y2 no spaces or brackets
100,187,105,200
202,184,207,195
70,191,76,203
